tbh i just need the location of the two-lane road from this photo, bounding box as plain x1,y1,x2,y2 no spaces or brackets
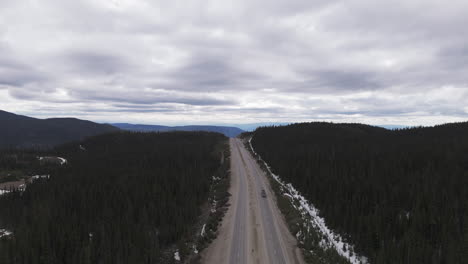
202,138,304,264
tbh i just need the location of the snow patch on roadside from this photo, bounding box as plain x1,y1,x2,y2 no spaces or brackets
200,224,206,237
248,137,368,264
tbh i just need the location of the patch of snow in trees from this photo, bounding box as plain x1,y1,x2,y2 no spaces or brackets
0,229,12,238
174,250,181,261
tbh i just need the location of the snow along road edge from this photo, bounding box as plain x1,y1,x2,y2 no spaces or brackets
248,137,368,264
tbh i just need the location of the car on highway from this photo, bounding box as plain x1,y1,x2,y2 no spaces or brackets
261,189,267,198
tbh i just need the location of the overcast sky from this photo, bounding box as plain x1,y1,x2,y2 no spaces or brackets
1,0,467,126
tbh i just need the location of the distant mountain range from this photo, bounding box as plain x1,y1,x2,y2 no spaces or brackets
0,110,118,148
0,108,410,148
377,124,408,130
112,123,244,137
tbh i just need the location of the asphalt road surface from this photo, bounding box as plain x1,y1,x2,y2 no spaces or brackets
202,138,304,264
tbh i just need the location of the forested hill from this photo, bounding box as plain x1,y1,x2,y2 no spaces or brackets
251,122,468,263
0,131,228,263
113,123,244,137
0,110,118,148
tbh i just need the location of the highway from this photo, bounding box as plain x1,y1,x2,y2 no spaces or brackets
202,138,304,264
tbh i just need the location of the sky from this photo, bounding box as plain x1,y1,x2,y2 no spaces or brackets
1,0,468,126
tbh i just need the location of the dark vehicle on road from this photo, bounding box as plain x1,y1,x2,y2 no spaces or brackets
261,189,267,198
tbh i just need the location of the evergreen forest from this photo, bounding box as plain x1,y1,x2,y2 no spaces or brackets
251,122,468,263
0,131,228,264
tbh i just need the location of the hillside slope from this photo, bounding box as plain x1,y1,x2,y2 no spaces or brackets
0,110,118,148
251,122,468,263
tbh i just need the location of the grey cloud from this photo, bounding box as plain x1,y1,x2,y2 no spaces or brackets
72,88,233,106
437,43,468,70
340,95,468,118
83,108,178,113
321,1,468,40
0,45,47,87
111,103,166,109
7,89,38,100
60,50,133,76
0,66,45,87
299,69,383,92
165,53,267,92
211,107,285,114
7,88,80,103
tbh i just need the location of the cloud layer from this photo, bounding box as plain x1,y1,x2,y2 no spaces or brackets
1,0,467,125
